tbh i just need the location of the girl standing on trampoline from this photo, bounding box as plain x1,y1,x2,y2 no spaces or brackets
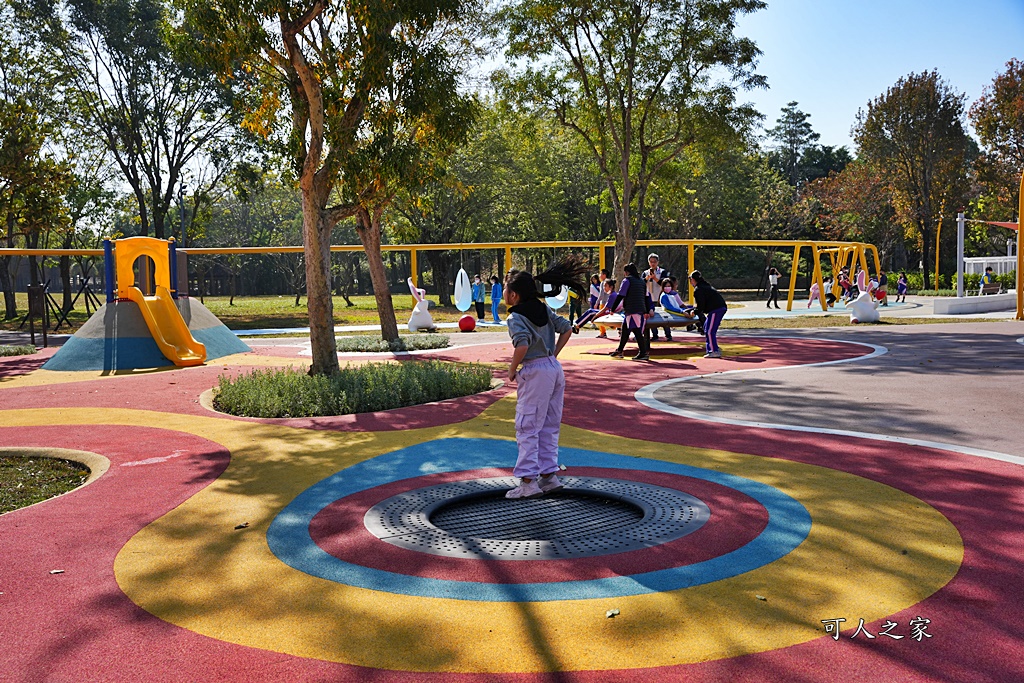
504,256,590,499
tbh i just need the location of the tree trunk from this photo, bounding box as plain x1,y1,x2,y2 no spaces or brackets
893,236,908,271
302,203,339,376
356,206,400,343
611,201,636,280
0,257,15,319
27,231,41,287
919,217,932,286
344,256,357,305
60,232,74,312
426,250,453,306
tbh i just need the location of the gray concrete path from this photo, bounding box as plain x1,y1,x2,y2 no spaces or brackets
653,321,1024,458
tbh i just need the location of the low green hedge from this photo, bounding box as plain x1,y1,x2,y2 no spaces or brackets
905,270,1016,293
0,345,36,357
214,361,494,418
335,334,450,353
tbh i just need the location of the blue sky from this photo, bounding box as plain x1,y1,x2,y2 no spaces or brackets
736,0,1024,151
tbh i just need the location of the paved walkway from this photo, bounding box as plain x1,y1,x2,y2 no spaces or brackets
1,320,1023,681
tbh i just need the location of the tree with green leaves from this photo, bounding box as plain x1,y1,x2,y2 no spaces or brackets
0,0,73,318
854,70,975,283
804,159,904,267
183,0,476,374
494,0,765,278
800,144,852,184
21,0,238,240
765,101,820,186
969,58,1024,222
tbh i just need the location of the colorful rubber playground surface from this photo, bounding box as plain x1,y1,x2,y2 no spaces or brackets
2,322,1024,682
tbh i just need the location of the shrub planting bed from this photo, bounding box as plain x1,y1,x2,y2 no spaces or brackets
214,361,494,418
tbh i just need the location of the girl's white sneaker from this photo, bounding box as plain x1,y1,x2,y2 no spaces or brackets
506,479,543,499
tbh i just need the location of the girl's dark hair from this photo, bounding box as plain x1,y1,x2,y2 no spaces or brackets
623,263,640,278
689,269,705,284
660,277,673,287
506,254,590,302
590,274,600,283
606,278,617,290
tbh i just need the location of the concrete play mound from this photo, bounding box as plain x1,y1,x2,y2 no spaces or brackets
43,298,250,371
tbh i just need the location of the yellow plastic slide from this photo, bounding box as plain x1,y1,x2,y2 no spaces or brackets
124,285,206,366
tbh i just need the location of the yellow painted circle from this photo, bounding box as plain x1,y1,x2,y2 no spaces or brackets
103,397,962,674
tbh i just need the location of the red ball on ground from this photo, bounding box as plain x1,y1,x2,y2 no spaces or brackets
458,314,476,332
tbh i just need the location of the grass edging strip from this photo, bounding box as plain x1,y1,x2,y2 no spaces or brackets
0,345,36,357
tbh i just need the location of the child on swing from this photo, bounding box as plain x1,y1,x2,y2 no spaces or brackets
504,255,590,499
572,277,620,334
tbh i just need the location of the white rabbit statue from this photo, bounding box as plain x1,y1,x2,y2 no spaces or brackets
407,278,436,332
848,271,880,324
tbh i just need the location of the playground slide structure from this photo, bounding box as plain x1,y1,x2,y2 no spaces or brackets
110,236,207,367
122,284,206,366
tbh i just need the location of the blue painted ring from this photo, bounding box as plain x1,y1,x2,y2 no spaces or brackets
267,438,811,602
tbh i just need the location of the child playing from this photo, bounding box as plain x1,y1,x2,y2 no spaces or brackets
490,275,503,323
659,277,688,313
896,272,908,303
686,270,727,358
572,278,620,334
822,276,836,307
504,255,590,499
596,270,611,337
588,274,601,309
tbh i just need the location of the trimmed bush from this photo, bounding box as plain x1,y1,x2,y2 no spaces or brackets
214,360,493,418
0,345,36,357
335,334,451,353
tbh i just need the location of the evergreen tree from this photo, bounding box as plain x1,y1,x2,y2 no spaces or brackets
766,101,820,186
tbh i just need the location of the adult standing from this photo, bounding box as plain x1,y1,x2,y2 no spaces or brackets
689,270,728,359
606,263,653,360
642,253,672,341
472,274,486,320
766,267,781,309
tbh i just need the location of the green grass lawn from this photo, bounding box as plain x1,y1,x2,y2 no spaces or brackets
0,292,498,333
1,291,1008,335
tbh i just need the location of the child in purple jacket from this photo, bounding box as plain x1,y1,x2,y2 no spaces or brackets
504,255,589,499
